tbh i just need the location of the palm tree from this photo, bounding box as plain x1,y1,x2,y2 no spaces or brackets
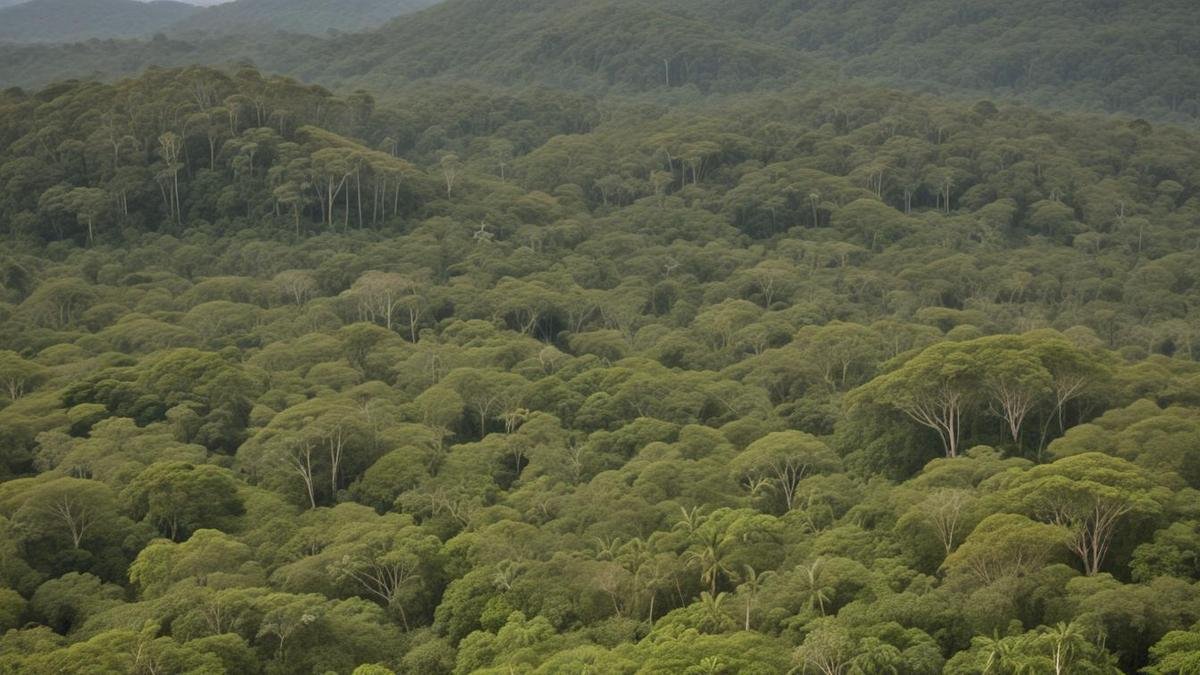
797,559,832,616
638,560,670,623
977,633,1009,675
1041,621,1087,675
737,565,776,631
592,535,622,561
492,560,521,592
685,543,731,596
673,505,705,537
697,591,732,633
977,631,1039,674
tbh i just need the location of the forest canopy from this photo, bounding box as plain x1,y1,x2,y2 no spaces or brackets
1,1,1199,673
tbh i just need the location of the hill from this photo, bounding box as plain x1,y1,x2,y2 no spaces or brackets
694,0,1200,121
299,0,818,92
309,0,1200,120
0,0,1195,124
0,65,1198,672
168,0,441,37
0,0,199,43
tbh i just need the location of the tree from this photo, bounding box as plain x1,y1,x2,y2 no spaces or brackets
443,368,527,440
685,532,734,598
156,131,184,225
273,269,319,306
1027,333,1110,441
1146,622,1200,675
63,187,108,244
28,572,124,634
123,462,244,540
0,350,45,401
794,619,855,675
19,278,96,328
309,147,357,228
795,559,834,617
795,322,883,390
489,277,563,340
13,477,118,549
128,528,258,598
831,198,913,250
275,432,321,510
241,395,378,509
1042,621,1091,675
731,431,841,512
696,591,735,634
348,271,425,338
851,342,981,458
439,153,462,199
736,565,775,631
1006,453,1166,575
944,623,1119,675
680,508,779,598
941,513,1070,585
412,385,464,454
307,404,372,498
325,514,441,631
899,487,977,556
975,340,1051,447
256,592,324,665
0,588,25,633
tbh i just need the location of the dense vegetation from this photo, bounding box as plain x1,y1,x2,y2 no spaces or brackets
0,57,1199,673
167,0,439,37
0,0,1197,127
0,0,198,44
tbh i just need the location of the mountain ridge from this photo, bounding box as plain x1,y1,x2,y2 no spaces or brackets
167,0,440,37
0,0,199,43
0,0,1195,126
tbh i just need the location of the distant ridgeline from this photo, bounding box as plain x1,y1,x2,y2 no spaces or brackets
0,0,1196,126
0,0,439,44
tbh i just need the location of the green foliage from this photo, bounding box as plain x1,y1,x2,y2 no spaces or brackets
169,0,437,37
0,2,1198,666
123,462,244,540
29,572,124,633
0,587,26,632
1147,622,1200,675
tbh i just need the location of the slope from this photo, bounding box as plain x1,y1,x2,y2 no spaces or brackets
295,0,819,92
0,0,1196,124
677,0,1200,122
168,0,441,37
309,0,1200,119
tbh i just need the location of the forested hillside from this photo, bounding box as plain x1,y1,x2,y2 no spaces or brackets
0,0,1196,125
0,62,1199,673
0,0,198,43
167,0,440,37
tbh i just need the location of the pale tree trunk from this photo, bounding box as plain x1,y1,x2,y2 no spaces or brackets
286,443,318,508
